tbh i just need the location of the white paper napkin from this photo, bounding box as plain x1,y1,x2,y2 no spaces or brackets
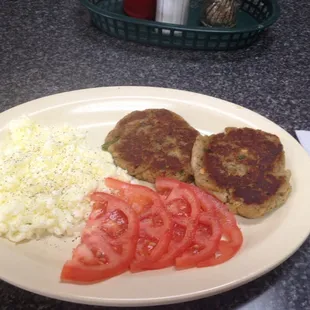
295,130,310,155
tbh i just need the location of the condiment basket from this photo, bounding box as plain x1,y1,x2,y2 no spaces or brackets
80,0,280,50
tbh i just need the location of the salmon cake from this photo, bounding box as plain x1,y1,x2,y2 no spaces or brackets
103,109,199,183
192,127,291,218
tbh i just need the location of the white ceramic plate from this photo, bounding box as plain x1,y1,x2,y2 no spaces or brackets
0,87,309,307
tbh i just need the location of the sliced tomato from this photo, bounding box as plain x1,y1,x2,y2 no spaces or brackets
190,186,237,226
155,177,201,219
197,241,235,266
184,185,242,267
175,213,221,269
103,178,172,271
61,193,139,284
197,230,243,267
155,177,181,200
197,216,243,267
189,185,239,238
155,177,184,199
149,178,201,269
188,185,216,216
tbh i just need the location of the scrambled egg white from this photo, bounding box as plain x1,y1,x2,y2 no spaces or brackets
0,117,132,243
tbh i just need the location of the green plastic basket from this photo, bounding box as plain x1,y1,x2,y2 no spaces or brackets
80,0,280,51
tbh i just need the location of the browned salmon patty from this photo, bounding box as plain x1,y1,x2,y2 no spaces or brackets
192,127,291,218
103,109,199,183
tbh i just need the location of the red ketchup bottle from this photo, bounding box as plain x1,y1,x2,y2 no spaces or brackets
123,0,157,20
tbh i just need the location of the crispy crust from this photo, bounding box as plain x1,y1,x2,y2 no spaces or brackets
192,128,292,218
104,109,199,183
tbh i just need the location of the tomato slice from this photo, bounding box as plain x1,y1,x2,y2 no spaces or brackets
197,225,243,267
149,178,201,269
104,178,172,271
175,213,221,269
188,185,215,215
197,241,235,266
195,189,243,267
155,178,201,219
61,193,139,284
190,185,237,226
155,177,183,199
183,185,242,268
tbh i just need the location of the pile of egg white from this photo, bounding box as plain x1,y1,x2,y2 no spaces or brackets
0,117,132,242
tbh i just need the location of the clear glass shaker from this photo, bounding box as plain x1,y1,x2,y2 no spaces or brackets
201,0,240,27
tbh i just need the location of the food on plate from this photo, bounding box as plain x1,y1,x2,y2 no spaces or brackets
149,177,201,269
102,109,199,183
0,117,134,242
102,109,291,219
190,184,243,267
191,127,291,218
61,178,243,284
155,178,242,269
61,193,139,284
0,111,290,285
94,178,172,272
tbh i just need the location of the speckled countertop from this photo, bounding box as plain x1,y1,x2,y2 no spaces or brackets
1,0,310,309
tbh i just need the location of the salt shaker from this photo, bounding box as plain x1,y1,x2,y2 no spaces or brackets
156,0,191,25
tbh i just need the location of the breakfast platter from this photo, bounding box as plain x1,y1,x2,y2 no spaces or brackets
0,86,309,307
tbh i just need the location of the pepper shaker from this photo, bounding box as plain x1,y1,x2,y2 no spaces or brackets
201,0,240,27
